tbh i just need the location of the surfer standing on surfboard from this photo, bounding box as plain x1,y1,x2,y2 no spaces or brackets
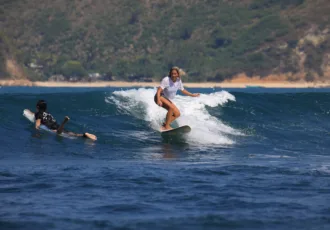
154,67,200,131
34,100,97,140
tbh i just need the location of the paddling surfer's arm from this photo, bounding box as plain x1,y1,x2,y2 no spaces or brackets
35,119,41,129
156,87,163,106
181,89,200,97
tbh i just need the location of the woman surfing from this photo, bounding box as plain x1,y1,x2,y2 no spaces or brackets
154,67,200,131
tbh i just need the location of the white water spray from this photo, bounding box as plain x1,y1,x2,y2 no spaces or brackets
106,88,241,145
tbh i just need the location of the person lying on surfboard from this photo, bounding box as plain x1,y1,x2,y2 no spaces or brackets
34,100,97,140
154,67,200,131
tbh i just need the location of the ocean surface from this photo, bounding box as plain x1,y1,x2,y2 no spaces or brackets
1,86,330,230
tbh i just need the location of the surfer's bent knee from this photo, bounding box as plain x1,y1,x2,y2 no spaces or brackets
174,110,180,118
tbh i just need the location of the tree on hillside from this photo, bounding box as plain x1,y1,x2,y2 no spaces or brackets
60,61,87,79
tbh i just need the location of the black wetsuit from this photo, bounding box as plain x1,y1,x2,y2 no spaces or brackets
35,111,59,130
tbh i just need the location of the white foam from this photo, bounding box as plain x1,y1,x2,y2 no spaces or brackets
106,88,241,146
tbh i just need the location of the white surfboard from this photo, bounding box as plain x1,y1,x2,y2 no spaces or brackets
23,109,73,138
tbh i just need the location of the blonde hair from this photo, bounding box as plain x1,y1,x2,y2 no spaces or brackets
169,66,187,77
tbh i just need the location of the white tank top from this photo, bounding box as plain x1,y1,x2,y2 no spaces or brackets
160,76,184,99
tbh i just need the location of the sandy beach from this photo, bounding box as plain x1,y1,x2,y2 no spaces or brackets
1,79,330,88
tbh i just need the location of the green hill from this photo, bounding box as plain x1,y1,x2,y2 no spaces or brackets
0,31,28,80
1,0,330,81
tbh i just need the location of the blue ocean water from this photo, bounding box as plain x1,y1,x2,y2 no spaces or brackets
1,86,330,230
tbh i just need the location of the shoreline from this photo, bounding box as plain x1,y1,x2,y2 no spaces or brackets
1,80,330,88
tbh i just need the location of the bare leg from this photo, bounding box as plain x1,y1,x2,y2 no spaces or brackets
83,133,97,140
158,97,180,131
54,116,97,140
163,108,174,130
166,106,180,126
57,116,70,134
63,131,97,141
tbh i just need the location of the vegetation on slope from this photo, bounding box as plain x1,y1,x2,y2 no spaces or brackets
1,0,330,81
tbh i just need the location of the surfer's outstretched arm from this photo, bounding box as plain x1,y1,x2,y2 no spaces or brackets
181,89,200,97
57,116,70,134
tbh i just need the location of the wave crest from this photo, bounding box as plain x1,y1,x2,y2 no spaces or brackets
106,88,241,145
